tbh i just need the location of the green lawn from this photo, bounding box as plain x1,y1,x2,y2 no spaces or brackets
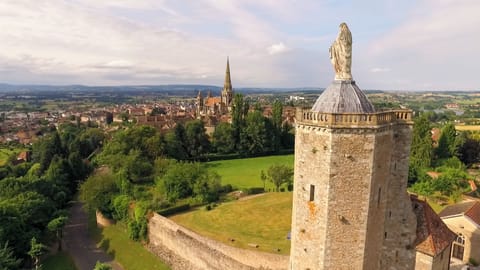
171,192,292,255
206,155,294,190
91,219,170,270
43,252,77,270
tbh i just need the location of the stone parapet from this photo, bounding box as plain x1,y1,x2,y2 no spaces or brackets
296,107,412,128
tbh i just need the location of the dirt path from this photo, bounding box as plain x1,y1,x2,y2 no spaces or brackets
63,201,124,270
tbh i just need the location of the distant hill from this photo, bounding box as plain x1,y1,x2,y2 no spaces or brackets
0,83,324,95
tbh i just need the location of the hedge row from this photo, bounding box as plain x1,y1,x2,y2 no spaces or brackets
157,203,191,216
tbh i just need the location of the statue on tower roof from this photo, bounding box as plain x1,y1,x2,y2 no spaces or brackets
329,22,353,80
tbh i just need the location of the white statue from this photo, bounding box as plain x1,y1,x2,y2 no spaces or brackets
329,22,352,80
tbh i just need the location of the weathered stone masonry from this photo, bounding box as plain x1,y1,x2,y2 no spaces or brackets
148,213,289,270
290,109,417,270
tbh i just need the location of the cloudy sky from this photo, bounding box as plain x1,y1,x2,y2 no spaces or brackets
0,0,479,90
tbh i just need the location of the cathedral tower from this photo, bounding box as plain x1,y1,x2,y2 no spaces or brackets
289,23,417,270
196,90,203,118
221,57,234,112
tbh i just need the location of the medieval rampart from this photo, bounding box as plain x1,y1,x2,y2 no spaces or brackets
148,213,289,270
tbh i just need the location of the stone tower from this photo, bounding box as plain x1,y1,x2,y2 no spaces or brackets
221,57,234,112
289,23,417,270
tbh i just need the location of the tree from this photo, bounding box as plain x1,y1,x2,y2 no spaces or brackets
157,162,199,202
164,124,188,160
260,170,267,191
47,216,68,251
239,111,269,156
212,122,235,154
0,242,21,270
231,94,248,149
193,171,222,203
409,115,433,185
28,237,46,270
267,164,293,191
271,100,283,152
458,137,480,166
184,120,210,160
79,171,119,218
105,112,113,124
435,123,458,159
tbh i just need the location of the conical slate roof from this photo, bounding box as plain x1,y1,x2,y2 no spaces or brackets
223,57,232,92
311,80,375,113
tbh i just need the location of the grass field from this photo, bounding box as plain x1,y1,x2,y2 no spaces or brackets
171,192,292,255
43,252,77,270
206,155,294,190
90,218,170,270
455,125,480,131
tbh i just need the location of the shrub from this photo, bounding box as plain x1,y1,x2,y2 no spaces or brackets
127,217,148,242
157,204,190,216
248,187,265,195
469,258,479,266
220,184,233,193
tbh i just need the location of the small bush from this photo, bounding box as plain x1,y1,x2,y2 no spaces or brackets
249,187,265,195
469,258,479,266
220,184,233,193
127,218,148,241
205,204,212,211
157,204,190,216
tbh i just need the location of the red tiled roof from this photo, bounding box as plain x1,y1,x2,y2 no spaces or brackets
465,201,480,225
205,97,221,107
469,180,477,192
411,195,456,256
426,171,441,179
439,201,476,219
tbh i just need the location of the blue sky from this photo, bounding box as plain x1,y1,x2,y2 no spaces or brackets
0,0,478,90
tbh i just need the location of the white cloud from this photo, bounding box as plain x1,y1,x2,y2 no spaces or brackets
360,0,480,90
370,67,390,73
267,43,289,55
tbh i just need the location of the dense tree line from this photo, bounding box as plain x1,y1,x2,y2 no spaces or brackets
0,123,104,268
408,114,479,201
83,125,225,242
214,94,294,156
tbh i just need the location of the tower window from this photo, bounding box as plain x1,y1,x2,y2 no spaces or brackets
309,185,315,201
377,187,382,207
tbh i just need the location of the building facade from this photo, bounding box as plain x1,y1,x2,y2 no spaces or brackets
439,200,480,264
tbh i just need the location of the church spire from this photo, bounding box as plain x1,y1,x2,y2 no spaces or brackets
223,57,232,92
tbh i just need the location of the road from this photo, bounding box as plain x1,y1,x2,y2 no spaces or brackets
63,201,124,270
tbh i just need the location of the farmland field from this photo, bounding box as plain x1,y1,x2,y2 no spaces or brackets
455,125,480,131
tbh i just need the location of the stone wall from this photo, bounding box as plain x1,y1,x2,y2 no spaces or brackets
96,210,115,228
148,213,289,270
415,247,451,270
381,123,417,270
